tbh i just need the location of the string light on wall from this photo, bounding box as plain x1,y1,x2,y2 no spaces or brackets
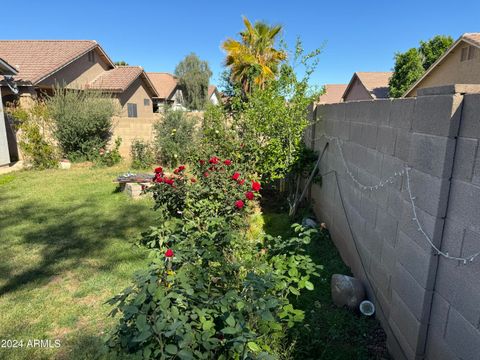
312,134,480,265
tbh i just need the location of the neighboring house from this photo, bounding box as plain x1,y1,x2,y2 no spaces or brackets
318,84,348,104
404,33,480,97
342,72,392,101
0,40,157,117
88,66,158,118
146,72,186,112
0,58,17,166
208,85,221,105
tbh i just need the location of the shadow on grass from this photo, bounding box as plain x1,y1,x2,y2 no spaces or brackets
0,193,153,296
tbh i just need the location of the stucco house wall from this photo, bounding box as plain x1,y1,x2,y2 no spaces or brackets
406,40,480,97
116,77,155,118
38,49,112,90
343,77,372,101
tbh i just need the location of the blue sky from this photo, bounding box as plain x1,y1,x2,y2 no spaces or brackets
1,0,480,89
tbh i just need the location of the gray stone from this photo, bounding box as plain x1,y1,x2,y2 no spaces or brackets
417,84,480,96
376,207,399,246
408,133,456,179
376,126,396,155
391,262,433,321
331,274,366,309
401,168,450,219
390,97,415,130
444,307,480,360
362,123,378,149
394,129,412,162
349,122,362,143
366,99,391,126
411,94,462,137
447,180,480,233
452,137,478,181
459,93,480,139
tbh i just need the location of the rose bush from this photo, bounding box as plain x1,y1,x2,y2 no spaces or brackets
107,156,322,359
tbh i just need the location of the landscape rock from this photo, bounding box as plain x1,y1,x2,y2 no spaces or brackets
331,274,366,309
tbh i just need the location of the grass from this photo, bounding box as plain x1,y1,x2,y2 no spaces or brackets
261,202,388,360
0,164,157,360
0,165,387,359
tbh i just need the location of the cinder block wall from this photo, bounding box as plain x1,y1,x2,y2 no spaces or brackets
308,86,480,359
111,116,160,158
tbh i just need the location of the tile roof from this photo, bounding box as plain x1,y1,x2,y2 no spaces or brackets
88,66,144,92
463,33,480,47
146,72,179,99
355,72,392,99
318,84,347,104
0,40,109,84
0,57,17,75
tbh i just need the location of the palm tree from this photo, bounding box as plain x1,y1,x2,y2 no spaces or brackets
222,17,286,94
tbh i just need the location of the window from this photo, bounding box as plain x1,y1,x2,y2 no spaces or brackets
127,103,138,118
461,45,477,62
88,51,95,63
144,98,150,106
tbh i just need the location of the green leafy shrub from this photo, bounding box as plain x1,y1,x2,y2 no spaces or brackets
153,110,198,167
92,137,122,167
107,157,321,359
47,87,118,161
7,102,59,169
131,139,155,169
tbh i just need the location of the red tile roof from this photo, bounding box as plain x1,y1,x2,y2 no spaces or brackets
355,72,392,99
318,84,347,104
463,33,480,47
89,66,143,92
146,72,178,99
0,40,113,84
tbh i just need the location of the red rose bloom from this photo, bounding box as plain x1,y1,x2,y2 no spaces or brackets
235,200,245,209
223,159,232,166
178,165,186,171
190,178,197,183
238,179,245,185
199,160,206,165
209,156,219,164
232,172,240,181
173,169,179,174
203,172,209,177
154,175,164,183
154,166,163,174
252,181,261,192
164,178,174,185
245,191,254,200
165,249,174,257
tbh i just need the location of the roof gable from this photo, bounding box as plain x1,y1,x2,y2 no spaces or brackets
343,72,392,101
318,84,347,104
403,33,480,97
0,40,114,84
88,66,158,97
146,72,179,99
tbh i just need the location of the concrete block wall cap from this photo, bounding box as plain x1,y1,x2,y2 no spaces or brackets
417,84,480,96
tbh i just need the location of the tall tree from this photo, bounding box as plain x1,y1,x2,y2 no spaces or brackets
222,16,286,94
389,35,454,97
114,60,129,66
419,35,454,70
388,48,424,98
175,53,212,110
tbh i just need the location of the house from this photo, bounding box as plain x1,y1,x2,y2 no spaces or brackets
0,40,157,117
146,72,186,112
208,85,221,105
342,72,392,101
318,84,347,104
0,58,17,166
88,66,158,118
404,33,480,97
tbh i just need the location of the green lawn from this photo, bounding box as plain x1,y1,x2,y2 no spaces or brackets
0,164,157,360
0,165,387,360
